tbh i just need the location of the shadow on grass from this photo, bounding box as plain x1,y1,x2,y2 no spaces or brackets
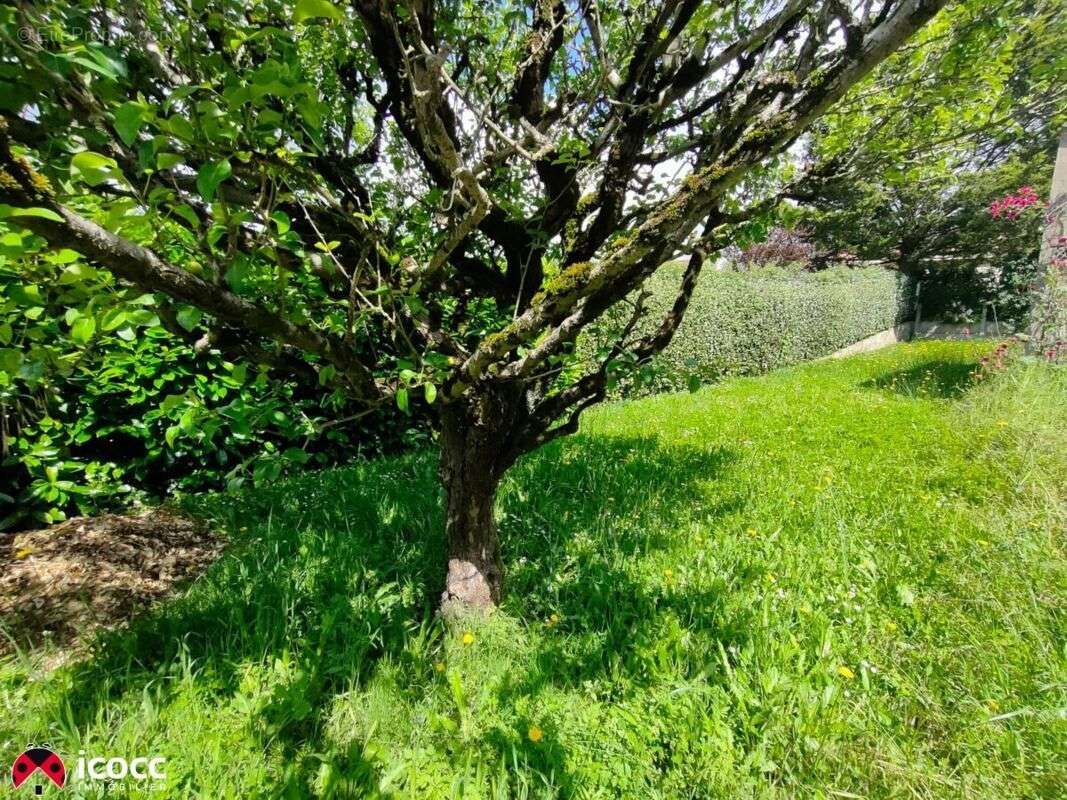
41,432,739,794
861,358,979,399
499,436,744,690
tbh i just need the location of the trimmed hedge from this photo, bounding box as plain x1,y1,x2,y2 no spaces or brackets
588,262,913,396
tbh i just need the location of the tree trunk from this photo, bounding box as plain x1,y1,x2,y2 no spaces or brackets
1028,125,1067,356
437,386,525,614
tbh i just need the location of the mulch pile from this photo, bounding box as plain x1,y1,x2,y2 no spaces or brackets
0,509,224,655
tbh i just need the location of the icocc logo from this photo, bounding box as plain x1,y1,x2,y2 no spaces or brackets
11,744,166,793
74,751,167,782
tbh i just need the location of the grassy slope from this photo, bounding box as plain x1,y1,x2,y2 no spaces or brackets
1,341,1064,799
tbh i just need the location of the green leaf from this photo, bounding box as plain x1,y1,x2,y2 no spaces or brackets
172,204,200,229
176,306,203,331
156,152,185,170
294,0,343,24
70,316,96,345
128,309,160,327
179,408,198,432
424,383,437,404
164,114,196,141
160,394,185,414
165,425,180,448
224,261,252,292
270,210,291,234
70,151,121,186
6,206,64,222
114,102,145,146
283,448,310,464
57,263,93,283
396,387,409,413
48,249,80,264
100,307,127,331
196,159,232,202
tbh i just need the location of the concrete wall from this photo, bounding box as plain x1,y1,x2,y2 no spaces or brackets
828,320,1013,359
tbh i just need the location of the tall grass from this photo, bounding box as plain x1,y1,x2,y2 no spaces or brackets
1,341,1063,798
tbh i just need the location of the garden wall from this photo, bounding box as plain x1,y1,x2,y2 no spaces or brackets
828,320,1014,359
588,262,913,397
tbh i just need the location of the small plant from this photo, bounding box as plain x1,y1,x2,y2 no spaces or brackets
972,339,1017,382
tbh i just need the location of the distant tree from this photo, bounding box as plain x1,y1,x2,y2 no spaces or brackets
793,0,1066,322
0,0,948,610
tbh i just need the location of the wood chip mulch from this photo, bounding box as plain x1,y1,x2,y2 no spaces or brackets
0,509,224,656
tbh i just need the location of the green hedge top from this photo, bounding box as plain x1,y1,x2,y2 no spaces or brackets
586,262,913,397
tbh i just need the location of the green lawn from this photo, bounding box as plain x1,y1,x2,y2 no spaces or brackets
2,341,1065,799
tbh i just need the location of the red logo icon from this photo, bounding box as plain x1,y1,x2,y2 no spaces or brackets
11,747,65,792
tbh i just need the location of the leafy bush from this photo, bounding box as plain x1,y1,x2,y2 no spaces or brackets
587,263,912,397
0,234,416,530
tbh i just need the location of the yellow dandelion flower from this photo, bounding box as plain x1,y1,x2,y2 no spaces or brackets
886,621,898,633
461,631,475,646
746,527,758,537
837,665,855,680
550,613,560,624
434,661,445,673
766,573,777,583
527,725,543,743
663,568,674,580
14,546,34,560
985,699,1000,712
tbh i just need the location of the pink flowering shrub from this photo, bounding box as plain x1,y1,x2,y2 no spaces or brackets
989,186,1043,220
